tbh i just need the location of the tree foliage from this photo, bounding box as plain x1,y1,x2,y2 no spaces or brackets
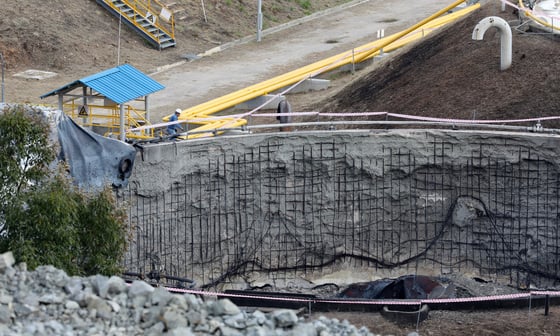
0,105,54,207
0,105,129,276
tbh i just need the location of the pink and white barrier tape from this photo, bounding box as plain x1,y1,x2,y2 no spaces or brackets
160,285,560,306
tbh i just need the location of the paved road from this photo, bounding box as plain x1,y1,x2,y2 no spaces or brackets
149,0,469,121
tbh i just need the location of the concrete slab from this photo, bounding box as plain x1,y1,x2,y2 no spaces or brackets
289,79,331,94
13,69,57,80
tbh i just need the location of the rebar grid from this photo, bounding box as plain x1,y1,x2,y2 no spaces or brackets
119,138,560,289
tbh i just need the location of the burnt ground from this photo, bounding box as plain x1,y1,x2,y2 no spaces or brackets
2,0,560,334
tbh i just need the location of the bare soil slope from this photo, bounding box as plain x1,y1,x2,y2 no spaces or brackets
0,0,349,102
0,0,349,73
309,4,560,127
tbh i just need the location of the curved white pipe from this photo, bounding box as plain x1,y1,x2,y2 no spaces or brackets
472,16,512,70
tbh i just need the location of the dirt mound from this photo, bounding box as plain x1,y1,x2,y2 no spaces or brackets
311,4,560,127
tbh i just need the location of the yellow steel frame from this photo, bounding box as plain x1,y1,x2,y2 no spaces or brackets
164,1,479,140
64,98,155,139
100,0,175,45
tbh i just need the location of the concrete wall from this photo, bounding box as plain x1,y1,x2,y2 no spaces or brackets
122,129,560,290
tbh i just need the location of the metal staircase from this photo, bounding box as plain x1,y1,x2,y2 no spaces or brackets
96,0,176,50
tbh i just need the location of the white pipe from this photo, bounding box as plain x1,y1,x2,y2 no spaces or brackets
472,16,512,70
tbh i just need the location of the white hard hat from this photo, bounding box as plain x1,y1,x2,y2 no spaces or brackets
175,109,181,114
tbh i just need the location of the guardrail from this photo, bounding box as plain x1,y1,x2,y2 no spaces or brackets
128,111,560,143
63,101,155,139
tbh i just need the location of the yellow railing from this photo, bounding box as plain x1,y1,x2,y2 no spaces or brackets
63,100,155,139
163,1,480,140
101,0,175,44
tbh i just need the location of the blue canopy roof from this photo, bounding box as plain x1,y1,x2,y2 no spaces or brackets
40,64,164,104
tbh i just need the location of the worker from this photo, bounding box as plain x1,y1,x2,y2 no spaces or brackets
167,109,183,136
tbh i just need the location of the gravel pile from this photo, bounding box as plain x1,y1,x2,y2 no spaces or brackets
0,251,375,335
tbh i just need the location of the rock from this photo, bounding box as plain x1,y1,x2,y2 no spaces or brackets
64,277,85,298
251,310,267,325
35,265,68,288
151,286,174,307
0,250,375,335
243,326,269,336
0,251,15,271
145,321,165,336
168,294,189,310
184,294,201,311
86,294,112,320
225,312,250,329
272,309,299,328
166,326,196,336
65,300,80,310
103,276,128,298
89,274,109,297
186,310,203,326
210,299,241,316
39,293,64,304
45,320,65,334
219,325,245,336
0,304,12,324
290,322,319,336
107,300,121,313
162,308,188,329
128,280,155,299
0,290,13,305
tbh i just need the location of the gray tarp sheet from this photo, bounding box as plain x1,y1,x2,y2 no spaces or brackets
57,113,136,188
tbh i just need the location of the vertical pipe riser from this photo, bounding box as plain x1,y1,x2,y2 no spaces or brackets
472,16,512,71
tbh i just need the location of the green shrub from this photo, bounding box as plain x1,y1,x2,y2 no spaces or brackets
0,105,53,207
76,188,128,275
3,176,82,274
0,105,129,276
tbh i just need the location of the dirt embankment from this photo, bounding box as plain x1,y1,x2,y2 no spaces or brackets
307,4,560,127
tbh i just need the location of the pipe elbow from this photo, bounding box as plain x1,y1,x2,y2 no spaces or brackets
472,16,511,39
472,28,484,40
472,16,512,70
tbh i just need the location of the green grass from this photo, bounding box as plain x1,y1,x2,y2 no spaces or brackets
296,0,312,11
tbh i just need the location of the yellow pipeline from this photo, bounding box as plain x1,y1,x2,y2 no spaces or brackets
166,2,480,139
518,0,560,31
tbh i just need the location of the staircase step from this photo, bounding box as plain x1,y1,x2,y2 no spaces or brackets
97,0,176,50
160,41,176,49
